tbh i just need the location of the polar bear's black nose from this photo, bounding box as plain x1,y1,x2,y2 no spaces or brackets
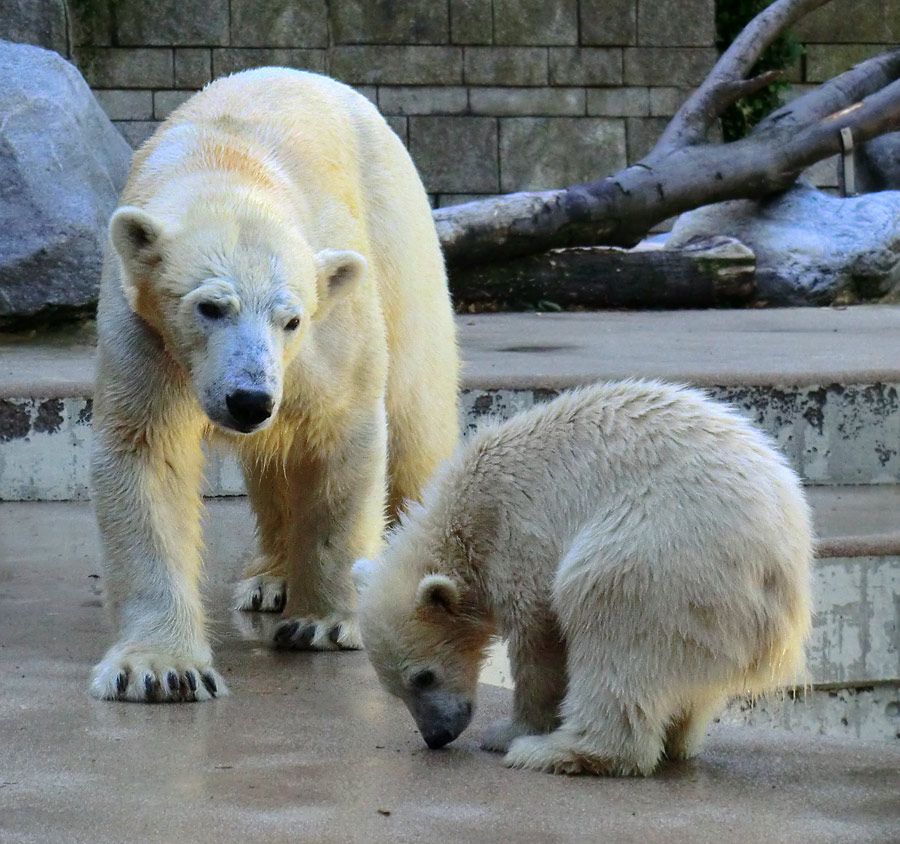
422,727,456,750
226,389,274,429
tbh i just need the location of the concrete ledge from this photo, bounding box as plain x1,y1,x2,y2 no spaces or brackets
0,322,96,400
7,307,900,498
457,307,900,390
7,306,900,400
5,385,899,500
461,382,900,486
811,485,900,558
721,683,900,743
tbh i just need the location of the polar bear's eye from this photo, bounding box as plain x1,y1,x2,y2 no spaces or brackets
197,301,226,320
285,317,301,331
410,669,437,690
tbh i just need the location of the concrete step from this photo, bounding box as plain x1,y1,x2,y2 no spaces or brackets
4,306,900,500
458,306,900,487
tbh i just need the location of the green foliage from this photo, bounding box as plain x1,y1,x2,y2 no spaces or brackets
716,0,805,141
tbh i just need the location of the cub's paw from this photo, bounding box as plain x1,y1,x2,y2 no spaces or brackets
233,575,286,613
481,719,534,753
89,647,228,703
504,734,609,776
271,615,362,651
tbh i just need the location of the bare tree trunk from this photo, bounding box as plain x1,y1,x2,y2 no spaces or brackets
436,0,900,270
451,237,755,309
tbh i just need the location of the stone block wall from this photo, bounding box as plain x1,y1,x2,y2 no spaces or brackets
797,0,900,81
59,0,718,206
6,0,898,204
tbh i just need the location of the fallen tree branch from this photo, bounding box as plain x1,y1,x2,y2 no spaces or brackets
450,237,755,309
710,69,785,117
436,0,900,270
757,48,900,131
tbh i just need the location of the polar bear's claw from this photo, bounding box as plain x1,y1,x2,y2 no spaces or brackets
271,616,362,651
273,620,312,648
143,673,161,699
234,575,287,613
90,651,228,703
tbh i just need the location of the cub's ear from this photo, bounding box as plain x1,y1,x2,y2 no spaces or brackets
416,574,460,615
314,248,367,305
351,557,379,594
109,207,167,311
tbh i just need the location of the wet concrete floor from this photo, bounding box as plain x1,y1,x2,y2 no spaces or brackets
2,500,899,843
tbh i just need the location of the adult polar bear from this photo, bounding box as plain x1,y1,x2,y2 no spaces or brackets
90,69,459,702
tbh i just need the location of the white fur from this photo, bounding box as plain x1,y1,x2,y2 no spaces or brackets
351,557,378,592
357,381,813,775
90,69,459,702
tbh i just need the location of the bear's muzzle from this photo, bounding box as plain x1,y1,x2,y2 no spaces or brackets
407,691,473,749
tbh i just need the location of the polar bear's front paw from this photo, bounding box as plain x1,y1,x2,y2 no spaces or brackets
89,648,228,703
234,575,287,613
504,734,611,776
271,615,362,651
481,719,535,753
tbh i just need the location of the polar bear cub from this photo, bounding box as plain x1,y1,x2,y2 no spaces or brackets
90,68,458,702
354,381,812,775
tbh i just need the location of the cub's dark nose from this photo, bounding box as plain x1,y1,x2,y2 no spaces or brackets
226,389,274,429
422,727,456,750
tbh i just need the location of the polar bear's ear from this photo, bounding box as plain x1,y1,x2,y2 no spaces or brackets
110,206,166,276
351,557,378,593
416,574,461,615
314,249,367,305
110,207,168,310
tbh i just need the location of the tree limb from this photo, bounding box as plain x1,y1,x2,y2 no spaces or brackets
437,30,900,269
450,237,755,309
713,70,785,114
757,48,900,131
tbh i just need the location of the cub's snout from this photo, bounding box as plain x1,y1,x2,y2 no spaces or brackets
407,692,474,749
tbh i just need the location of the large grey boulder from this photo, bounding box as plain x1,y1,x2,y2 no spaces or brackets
668,186,900,306
0,41,131,326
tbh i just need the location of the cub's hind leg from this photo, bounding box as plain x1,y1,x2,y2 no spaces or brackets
664,692,728,762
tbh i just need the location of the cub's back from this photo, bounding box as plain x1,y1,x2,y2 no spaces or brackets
459,381,810,563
